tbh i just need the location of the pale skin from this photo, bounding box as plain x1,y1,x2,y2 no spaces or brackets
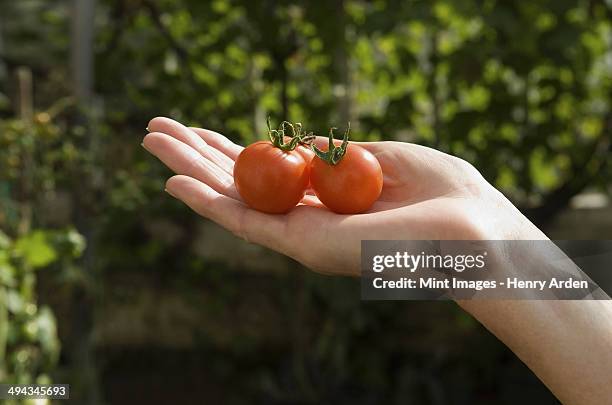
143,116,612,404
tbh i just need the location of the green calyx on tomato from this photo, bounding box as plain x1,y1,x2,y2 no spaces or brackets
234,118,315,214
267,116,315,151
311,123,350,165
308,123,382,214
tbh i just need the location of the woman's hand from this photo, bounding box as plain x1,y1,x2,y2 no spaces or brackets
143,117,612,405
143,116,546,276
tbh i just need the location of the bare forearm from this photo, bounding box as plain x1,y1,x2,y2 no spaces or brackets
460,294,612,404
457,207,612,404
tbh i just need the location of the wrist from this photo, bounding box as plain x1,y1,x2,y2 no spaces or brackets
464,194,549,241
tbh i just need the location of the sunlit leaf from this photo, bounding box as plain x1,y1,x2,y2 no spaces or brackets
14,231,57,269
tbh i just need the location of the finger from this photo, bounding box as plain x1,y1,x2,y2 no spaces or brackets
166,175,293,253
167,176,367,275
148,116,235,175
189,127,244,161
143,132,240,200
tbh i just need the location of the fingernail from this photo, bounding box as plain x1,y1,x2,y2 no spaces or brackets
141,142,151,152
165,188,178,198
146,126,150,132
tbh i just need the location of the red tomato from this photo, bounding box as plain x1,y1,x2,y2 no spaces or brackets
234,141,310,214
310,144,383,214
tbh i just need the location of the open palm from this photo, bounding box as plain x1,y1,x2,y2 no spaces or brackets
143,117,537,276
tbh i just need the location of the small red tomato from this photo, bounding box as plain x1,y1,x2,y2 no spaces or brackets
309,127,383,214
233,121,311,214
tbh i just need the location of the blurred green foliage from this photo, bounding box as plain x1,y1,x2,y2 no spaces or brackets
0,0,611,403
91,0,612,208
0,227,84,400
0,110,85,402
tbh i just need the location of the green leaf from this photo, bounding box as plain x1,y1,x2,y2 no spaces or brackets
0,263,16,288
6,289,24,314
35,306,60,362
14,231,58,269
0,231,10,249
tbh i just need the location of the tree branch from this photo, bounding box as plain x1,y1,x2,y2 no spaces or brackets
141,1,189,63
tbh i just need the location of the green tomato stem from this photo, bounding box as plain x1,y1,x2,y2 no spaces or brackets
266,117,312,151
311,122,350,165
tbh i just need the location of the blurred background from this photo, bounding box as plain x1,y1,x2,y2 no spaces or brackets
0,0,611,404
